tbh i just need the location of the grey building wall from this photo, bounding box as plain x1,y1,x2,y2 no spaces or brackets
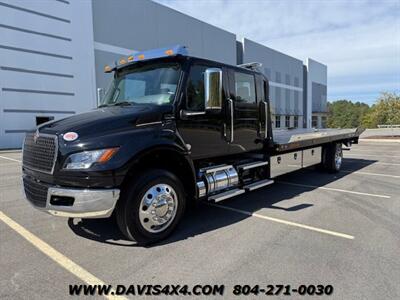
236,41,243,65
312,82,327,112
307,58,327,128
0,0,327,148
303,65,308,128
0,0,96,149
240,38,304,127
92,0,237,91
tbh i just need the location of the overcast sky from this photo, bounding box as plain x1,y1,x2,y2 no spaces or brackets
154,0,400,105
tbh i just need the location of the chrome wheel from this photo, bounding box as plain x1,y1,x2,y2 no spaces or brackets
139,184,178,233
335,146,343,170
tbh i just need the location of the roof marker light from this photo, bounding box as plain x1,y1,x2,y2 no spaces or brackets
106,45,188,69
104,65,112,73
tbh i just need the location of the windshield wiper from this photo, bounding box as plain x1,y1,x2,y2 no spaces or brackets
113,101,134,106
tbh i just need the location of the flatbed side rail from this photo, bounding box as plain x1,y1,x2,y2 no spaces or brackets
273,127,364,152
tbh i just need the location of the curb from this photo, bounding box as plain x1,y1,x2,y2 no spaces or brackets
359,139,400,143
0,149,22,153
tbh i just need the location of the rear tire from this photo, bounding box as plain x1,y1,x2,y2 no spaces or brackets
322,143,343,173
116,169,186,245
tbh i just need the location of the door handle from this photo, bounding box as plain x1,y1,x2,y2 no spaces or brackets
223,123,227,138
260,101,268,139
228,98,234,143
263,101,268,139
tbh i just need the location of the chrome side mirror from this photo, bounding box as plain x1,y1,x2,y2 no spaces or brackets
204,68,222,110
97,88,105,107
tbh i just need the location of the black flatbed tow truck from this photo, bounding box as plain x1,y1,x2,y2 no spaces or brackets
22,45,363,244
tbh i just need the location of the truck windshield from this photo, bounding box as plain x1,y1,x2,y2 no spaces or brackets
101,63,181,107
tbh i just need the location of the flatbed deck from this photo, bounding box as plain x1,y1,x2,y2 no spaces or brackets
272,127,364,152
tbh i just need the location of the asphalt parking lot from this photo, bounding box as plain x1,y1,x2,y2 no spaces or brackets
1,141,399,299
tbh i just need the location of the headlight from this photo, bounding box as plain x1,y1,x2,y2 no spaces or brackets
63,148,119,170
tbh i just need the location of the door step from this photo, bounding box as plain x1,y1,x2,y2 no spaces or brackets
237,160,268,171
243,179,274,191
208,188,245,203
200,164,231,174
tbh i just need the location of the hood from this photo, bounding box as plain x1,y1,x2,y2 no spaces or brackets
39,104,173,138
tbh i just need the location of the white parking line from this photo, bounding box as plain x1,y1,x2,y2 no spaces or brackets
348,149,400,154
345,153,400,158
209,203,354,240
344,159,400,166
0,211,127,300
0,155,21,163
359,139,400,143
373,162,400,166
278,181,391,199
341,170,400,179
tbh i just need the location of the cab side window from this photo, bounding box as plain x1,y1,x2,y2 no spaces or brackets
186,65,208,111
234,72,256,104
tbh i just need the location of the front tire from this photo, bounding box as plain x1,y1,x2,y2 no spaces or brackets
116,169,186,245
322,143,343,173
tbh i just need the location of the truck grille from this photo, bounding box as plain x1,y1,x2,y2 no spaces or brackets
23,176,49,208
23,133,58,174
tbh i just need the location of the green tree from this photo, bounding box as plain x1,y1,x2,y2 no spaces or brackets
327,100,370,128
362,92,400,128
327,92,400,128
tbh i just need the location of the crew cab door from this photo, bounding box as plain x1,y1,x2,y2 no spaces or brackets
176,63,230,159
227,69,263,154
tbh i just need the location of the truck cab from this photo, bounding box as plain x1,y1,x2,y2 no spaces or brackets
22,45,361,245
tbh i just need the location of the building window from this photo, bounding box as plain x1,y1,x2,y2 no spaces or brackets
275,115,281,128
275,87,281,102
36,116,54,126
264,68,271,79
285,89,290,111
294,116,298,128
312,116,318,128
294,91,299,113
294,77,299,87
275,71,281,83
285,74,290,85
234,72,256,103
285,115,290,128
321,116,327,128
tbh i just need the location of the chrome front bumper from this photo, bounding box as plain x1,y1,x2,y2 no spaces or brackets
28,186,120,218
